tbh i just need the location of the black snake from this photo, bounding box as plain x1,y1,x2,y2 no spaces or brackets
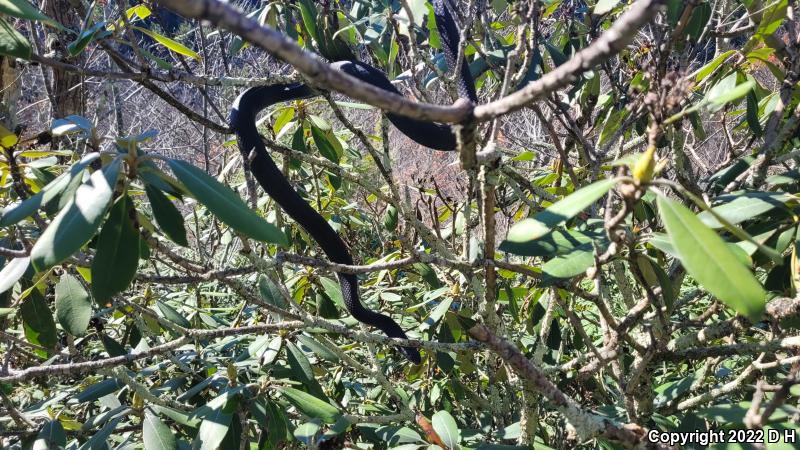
230,0,477,364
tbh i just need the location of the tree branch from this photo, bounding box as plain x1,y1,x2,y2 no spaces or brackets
154,0,473,124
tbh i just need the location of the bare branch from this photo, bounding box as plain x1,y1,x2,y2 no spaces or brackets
474,0,665,120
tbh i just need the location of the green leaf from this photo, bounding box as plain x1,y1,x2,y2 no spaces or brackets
0,17,31,58
505,179,615,243
383,205,398,231
0,256,29,294
91,195,140,304
315,291,339,319
319,276,345,311
657,195,765,321
414,263,442,288
697,192,788,228
21,286,57,350
76,379,122,403
33,420,66,450
0,153,99,228
500,229,597,257
705,72,736,104
137,46,173,70
0,122,17,148
52,115,95,137
654,375,698,408
0,0,62,29
252,401,292,449
67,21,109,56
250,334,282,364
55,274,92,337
709,155,756,189
474,444,536,450
432,410,461,450
692,50,735,82
77,417,122,450
540,245,595,284
127,4,152,21
755,0,788,37
511,151,536,162
31,159,121,271
378,426,424,445
145,185,188,246
286,341,327,399
293,421,321,446
258,274,288,309
167,159,286,245
101,333,126,357
134,26,201,60
421,297,453,332
157,300,192,328
684,1,711,41
143,410,178,450
296,334,340,362
768,170,800,186
544,42,567,67
636,255,676,311
272,108,295,135
151,405,200,428
311,125,339,163
139,161,184,197
297,0,319,42
746,89,764,137
219,415,243,450
425,3,441,48
707,74,754,110
696,401,796,425
278,387,341,424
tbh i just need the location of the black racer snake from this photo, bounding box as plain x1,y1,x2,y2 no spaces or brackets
230,0,477,364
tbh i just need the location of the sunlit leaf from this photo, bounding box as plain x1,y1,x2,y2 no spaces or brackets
0,256,28,294
657,195,765,321
432,410,461,450
33,420,66,450
692,50,735,82
143,410,178,450
755,0,788,37
134,26,201,60
0,122,17,148
30,159,120,270
504,179,615,243
593,0,620,15
278,387,341,423
697,192,789,228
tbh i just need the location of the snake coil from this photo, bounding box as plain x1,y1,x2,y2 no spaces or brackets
230,0,477,364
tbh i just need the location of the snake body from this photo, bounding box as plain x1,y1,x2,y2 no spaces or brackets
230,0,476,364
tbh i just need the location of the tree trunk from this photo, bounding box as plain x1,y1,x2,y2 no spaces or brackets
0,56,20,130
43,0,84,119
